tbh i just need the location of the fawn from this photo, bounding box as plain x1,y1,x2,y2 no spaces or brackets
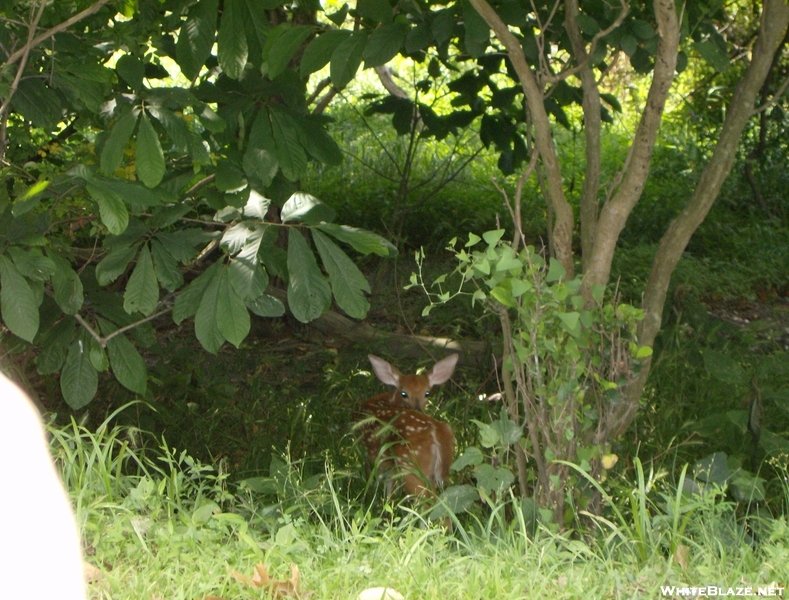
357,353,459,498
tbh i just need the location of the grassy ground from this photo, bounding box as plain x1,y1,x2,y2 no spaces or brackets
54,418,789,599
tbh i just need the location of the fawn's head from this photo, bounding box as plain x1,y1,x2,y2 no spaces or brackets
368,354,459,411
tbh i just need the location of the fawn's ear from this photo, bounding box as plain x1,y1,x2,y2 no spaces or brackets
368,355,402,387
427,354,459,387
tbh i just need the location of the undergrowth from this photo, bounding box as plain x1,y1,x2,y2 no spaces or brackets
51,415,789,599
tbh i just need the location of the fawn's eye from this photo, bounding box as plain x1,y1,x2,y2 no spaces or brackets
425,391,431,397
400,391,408,397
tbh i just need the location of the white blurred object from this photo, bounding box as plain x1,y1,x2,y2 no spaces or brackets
1,373,87,600
356,587,405,600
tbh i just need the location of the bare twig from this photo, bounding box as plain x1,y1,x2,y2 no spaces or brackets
3,0,112,67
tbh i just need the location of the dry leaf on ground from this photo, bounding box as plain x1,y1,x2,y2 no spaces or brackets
229,562,307,598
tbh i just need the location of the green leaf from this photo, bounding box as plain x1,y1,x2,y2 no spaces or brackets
228,230,269,301
287,228,331,323
267,25,313,79
474,464,515,495
95,245,138,286
101,109,139,175
330,30,368,90
176,0,219,80
194,264,226,353
116,54,145,89
557,311,580,334
482,229,505,246
242,109,279,186
575,13,599,35
124,244,159,316
87,182,129,235
88,336,109,372
599,93,622,113
295,116,343,166
242,190,271,220
216,265,250,347
221,222,257,255
11,78,63,130
694,40,729,72
312,230,370,319
636,346,653,359
136,112,165,188
218,0,248,79
546,258,566,282
316,223,396,257
147,104,190,153
357,0,392,23
49,252,84,315
269,108,308,182
173,261,221,324
60,339,98,409
0,255,39,342
281,192,336,224
37,318,75,375
450,446,484,471
7,247,55,282
107,333,147,394
703,350,749,387
430,484,478,519
363,23,407,68
247,294,285,317
100,179,169,208
620,33,637,57
150,239,184,292
300,29,352,77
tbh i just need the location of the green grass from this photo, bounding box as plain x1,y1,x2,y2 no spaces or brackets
53,418,789,599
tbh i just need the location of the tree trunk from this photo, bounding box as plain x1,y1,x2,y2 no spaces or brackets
583,0,680,293
613,0,789,438
466,0,575,278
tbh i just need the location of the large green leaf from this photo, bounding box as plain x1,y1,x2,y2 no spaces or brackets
247,294,285,317
312,230,370,319
173,261,221,324
147,104,190,153
357,0,392,23
48,252,84,316
60,339,98,409
281,192,336,225
300,29,352,77
363,23,408,68
87,182,129,235
176,0,219,80
218,0,248,79
242,109,279,186
194,264,226,353
228,229,269,301
100,179,169,208
316,223,397,257
95,245,138,286
150,239,184,292
286,228,331,323
11,78,63,130
267,25,313,79
107,333,148,394
270,107,307,182
36,318,75,375
136,111,165,188
295,116,343,166
0,255,39,342
123,244,159,316
330,30,368,90
7,247,56,282
694,40,729,73
216,265,250,348
101,109,139,175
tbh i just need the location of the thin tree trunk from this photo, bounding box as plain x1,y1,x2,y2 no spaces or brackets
466,0,575,278
583,0,680,293
612,0,789,438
